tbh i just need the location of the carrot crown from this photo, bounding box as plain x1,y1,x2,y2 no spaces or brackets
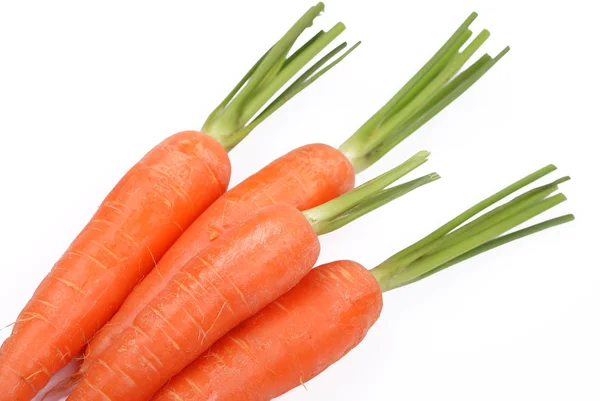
370,165,574,292
202,2,358,151
304,151,439,235
339,12,510,173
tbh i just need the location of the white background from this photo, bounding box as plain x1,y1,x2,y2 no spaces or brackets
0,1,598,400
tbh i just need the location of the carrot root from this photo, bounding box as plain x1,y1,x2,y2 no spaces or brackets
151,260,382,401
81,143,354,373
0,131,230,401
67,204,320,401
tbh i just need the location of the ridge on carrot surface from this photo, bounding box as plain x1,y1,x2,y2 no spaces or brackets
66,154,439,401
152,165,573,401
0,3,357,401
339,12,510,172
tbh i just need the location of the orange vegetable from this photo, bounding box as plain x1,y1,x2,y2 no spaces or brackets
67,159,439,401
0,131,229,400
83,143,354,368
68,204,319,401
152,166,574,401
83,11,510,372
152,260,381,401
0,3,355,399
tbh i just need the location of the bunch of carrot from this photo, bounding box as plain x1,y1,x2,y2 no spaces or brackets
0,3,356,399
0,3,574,401
152,165,574,401
75,11,509,390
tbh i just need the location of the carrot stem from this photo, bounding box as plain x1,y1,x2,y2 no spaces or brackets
238,41,361,141
313,173,440,235
380,194,568,291
203,3,355,151
370,166,573,292
391,176,570,268
339,12,509,173
376,28,474,125
382,164,557,267
402,214,575,285
371,29,491,146
340,13,477,158
360,47,510,167
303,151,438,235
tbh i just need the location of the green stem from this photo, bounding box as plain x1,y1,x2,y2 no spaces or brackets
221,3,325,117
402,214,575,285
416,185,558,257
239,22,346,125
380,29,474,124
439,177,569,242
339,13,509,173
381,164,557,270
305,151,429,223
339,12,477,163
313,173,440,235
424,47,510,116
379,193,567,291
367,30,490,151
303,151,436,235
393,176,569,268
367,164,573,293
282,30,325,69
235,42,361,142
202,3,354,151
202,49,269,131
353,47,510,171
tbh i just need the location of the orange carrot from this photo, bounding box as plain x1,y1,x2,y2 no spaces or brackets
83,11,509,371
0,4,355,399
0,131,229,401
83,143,354,368
66,155,440,401
151,166,574,401
153,260,382,401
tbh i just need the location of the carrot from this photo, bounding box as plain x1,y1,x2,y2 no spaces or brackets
81,144,355,372
66,154,440,401
0,4,356,400
152,260,383,401
83,11,510,371
151,165,574,401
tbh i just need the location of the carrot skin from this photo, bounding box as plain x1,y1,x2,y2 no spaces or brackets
67,204,321,401
0,131,230,401
83,143,354,370
151,260,382,401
